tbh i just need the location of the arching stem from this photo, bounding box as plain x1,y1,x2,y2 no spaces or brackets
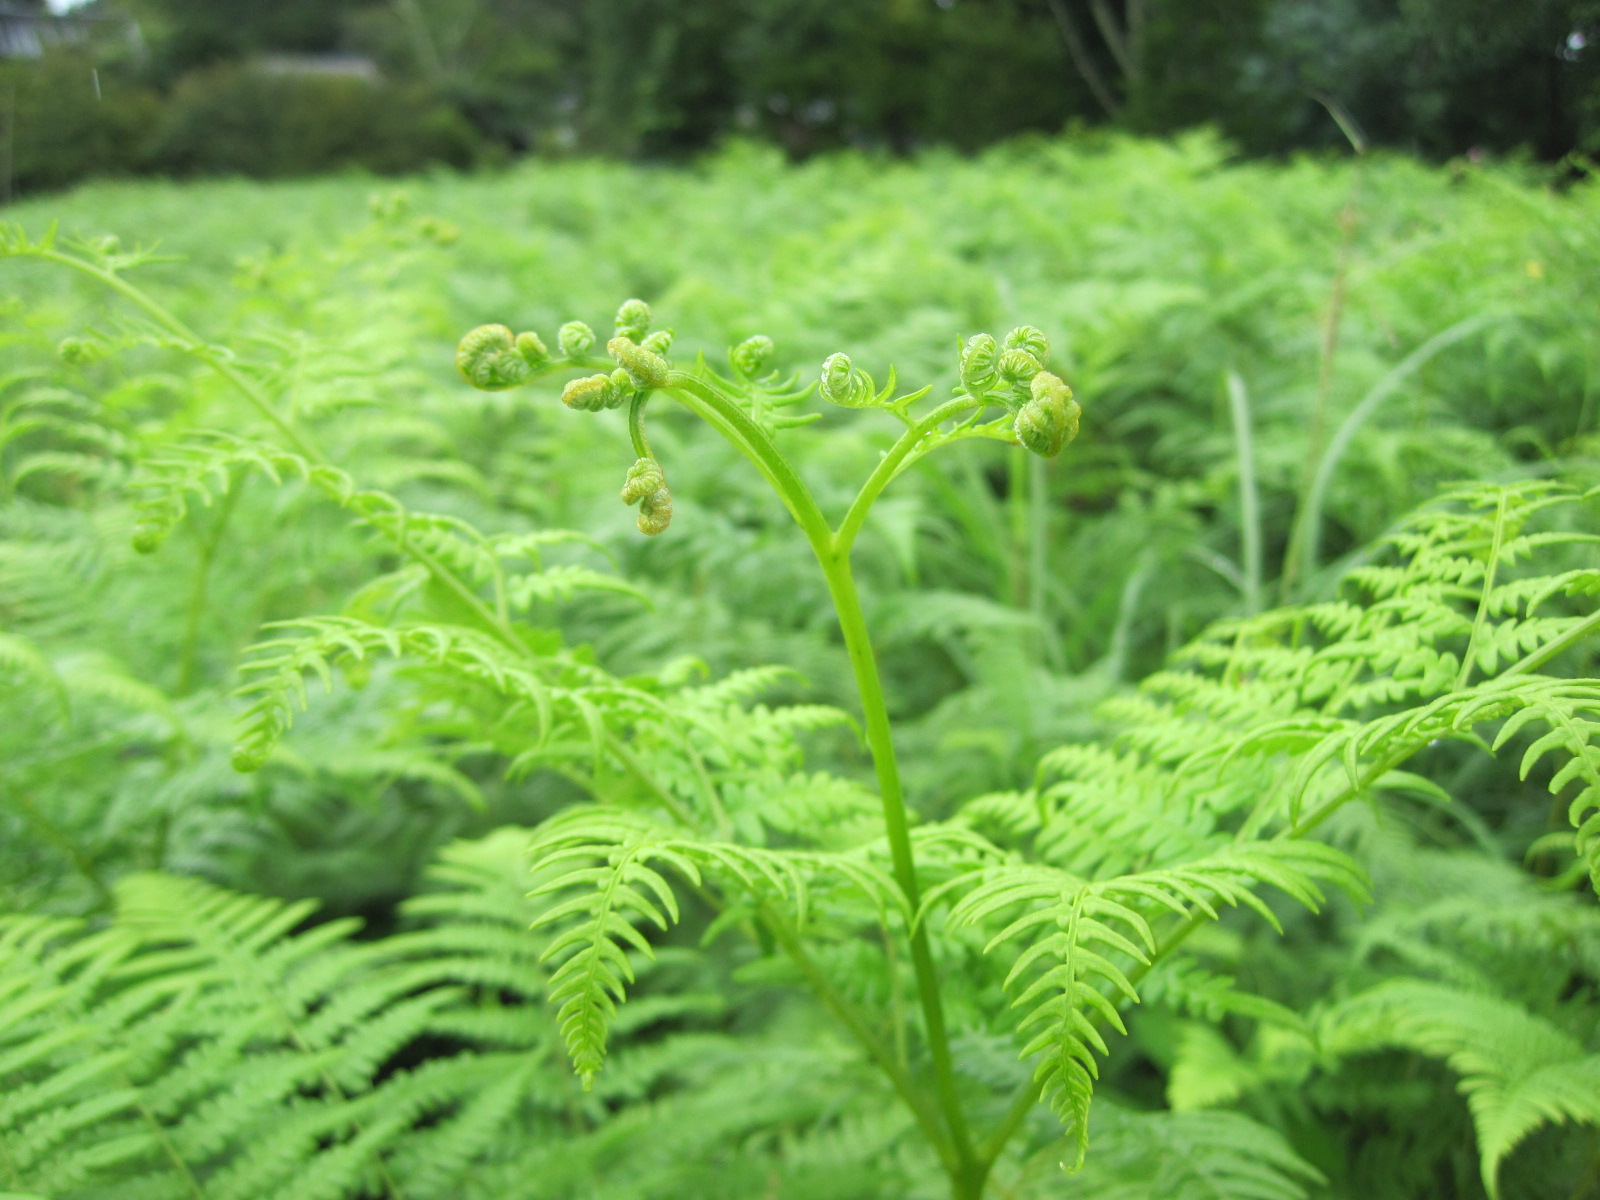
661,371,985,1193
626,391,652,459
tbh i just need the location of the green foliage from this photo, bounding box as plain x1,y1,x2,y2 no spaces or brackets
2,142,1598,1199
0,52,162,194
1322,980,1600,1198
0,842,552,1199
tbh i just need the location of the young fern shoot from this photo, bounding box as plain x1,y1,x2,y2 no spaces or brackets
458,303,1600,1198
455,301,1081,1197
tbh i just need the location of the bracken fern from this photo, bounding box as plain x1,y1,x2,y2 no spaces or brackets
3,169,1599,1199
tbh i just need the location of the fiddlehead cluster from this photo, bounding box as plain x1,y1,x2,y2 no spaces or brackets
456,302,1083,559
454,324,549,390
457,299,684,534
958,326,1080,459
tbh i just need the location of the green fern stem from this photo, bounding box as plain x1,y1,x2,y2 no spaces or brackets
664,373,834,545
1504,609,1600,677
595,731,960,1171
759,902,957,1168
835,397,978,552
24,246,323,463
626,391,652,460
663,372,987,1193
822,550,984,1186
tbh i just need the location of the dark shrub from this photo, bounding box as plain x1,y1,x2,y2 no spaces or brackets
0,51,162,195
147,61,480,178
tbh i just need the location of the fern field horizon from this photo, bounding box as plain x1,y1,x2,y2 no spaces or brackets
3,131,1600,1199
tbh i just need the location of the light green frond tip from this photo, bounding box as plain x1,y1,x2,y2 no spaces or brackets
613,297,652,342
558,319,596,357
959,332,999,394
819,351,874,408
731,334,775,376
561,373,616,412
1015,371,1080,458
456,323,545,390
609,336,670,389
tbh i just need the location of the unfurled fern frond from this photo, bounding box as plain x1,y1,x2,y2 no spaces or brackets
1349,843,1600,986
1320,979,1600,1198
1278,674,1600,889
131,434,607,603
0,841,556,1200
528,807,901,1086
938,841,1365,1167
938,480,1598,1175
1,382,133,495
1028,744,1222,877
1137,958,1308,1032
674,664,806,710
0,631,67,716
1100,483,1600,880
529,811,699,1088
505,562,648,610
129,434,601,591
1050,1106,1325,1200
231,615,663,773
744,771,882,843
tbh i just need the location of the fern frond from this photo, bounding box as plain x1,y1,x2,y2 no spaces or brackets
0,851,563,1199
232,615,664,773
0,632,67,718
940,841,1364,1167
1321,979,1600,1197
529,811,699,1087
1061,1106,1325,1200
528,807,902,1085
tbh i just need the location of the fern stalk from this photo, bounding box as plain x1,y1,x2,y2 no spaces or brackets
662,370,990,1192
760,901,955,1167
20,242,323,463
1503,605,1600,677
820,545,985,1190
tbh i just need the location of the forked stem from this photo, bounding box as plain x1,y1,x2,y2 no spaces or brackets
663,371,987,1193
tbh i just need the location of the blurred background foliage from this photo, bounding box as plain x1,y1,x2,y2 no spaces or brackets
5,0,1600,194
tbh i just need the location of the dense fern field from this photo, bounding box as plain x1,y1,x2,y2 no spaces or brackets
2,133,1599,1199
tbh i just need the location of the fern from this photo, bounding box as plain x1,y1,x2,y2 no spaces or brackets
1321,980,1600,1197
936,840,1365,1168
0,831,568,1199
1038,1106,1326,1200
231,614,661,772
6,195,1599,1199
